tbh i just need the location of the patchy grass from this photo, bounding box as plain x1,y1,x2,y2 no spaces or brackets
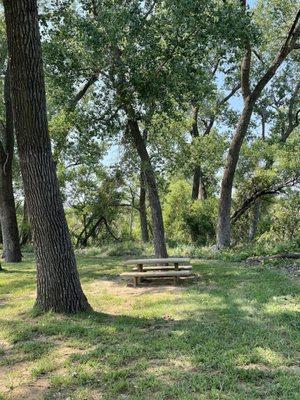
0,254,299,400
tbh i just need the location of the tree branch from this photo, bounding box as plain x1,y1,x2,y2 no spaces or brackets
103,217,121,241
253,49,265,64
217,83,241,107
279,80,300,142
201,83,241,137
203,118,215,136
142,0,158,21
68,71,100,111
251,10,300,101
211,58,221,77
231,178,298,223
111,202,141,211
241,44,252,99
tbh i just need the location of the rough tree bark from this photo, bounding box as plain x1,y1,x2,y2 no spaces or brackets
216,8,300,248
3,0,91,312
0,66,22,262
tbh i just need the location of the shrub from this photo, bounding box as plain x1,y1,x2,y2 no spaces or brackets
184,198,218,245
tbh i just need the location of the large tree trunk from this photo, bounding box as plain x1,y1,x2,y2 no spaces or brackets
139,169,149,243
216,100,254,248
127,119,168,257
3,0,91,312
0,66,22,262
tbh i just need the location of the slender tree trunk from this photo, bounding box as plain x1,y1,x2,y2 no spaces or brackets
127,119,168,257
216,99,254,248
192,166,201,200
198,168,207,200
191,106,200,200
76,215,93,248
3,0,91,312
0,66,22,262
248,201,260,242
129,187,134,239
139,170,149,243
20,199,31,246
192,166,207,200
261,115,266,141
0,156,22,263
129,206,134,239
190,106,207,201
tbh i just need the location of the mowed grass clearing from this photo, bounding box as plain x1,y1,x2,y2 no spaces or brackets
0,255,299,400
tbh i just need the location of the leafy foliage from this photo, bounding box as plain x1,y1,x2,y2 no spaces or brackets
1,0,299,255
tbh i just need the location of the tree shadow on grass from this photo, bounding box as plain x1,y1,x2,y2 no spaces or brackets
0,277,36,296
0,296,298,399
0,259,299,399
4,306,299,398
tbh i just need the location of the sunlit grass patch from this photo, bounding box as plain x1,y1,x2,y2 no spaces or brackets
0,254,299,399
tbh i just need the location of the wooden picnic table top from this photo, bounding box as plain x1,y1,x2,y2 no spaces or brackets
124,257,190,265
121,270,192,277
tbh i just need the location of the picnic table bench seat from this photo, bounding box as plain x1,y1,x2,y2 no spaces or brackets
120,270,192,287
121,257,193,286
124,258,189,265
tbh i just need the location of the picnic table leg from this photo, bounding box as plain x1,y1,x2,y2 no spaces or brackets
137,264,143,272
137,264,143,285
174,263,179,284
133,276,138,287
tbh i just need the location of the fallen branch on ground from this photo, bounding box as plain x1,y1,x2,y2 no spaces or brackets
246,253,300,264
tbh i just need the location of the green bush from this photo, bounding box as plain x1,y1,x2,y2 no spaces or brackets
76,242,147,257
164,179,191,243
184,198,218,245
164,179,218,246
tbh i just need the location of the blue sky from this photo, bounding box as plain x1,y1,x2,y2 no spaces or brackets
248,0,257,7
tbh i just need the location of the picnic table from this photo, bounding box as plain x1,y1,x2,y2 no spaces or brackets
120,257,193,287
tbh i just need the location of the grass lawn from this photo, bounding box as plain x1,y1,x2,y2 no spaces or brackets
0,255,299,400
